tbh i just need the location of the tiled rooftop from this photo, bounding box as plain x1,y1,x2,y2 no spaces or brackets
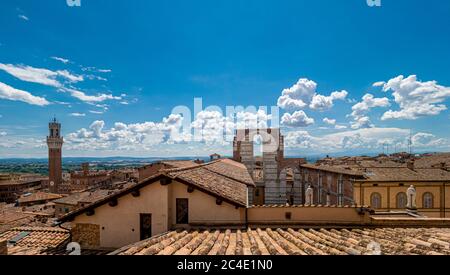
167,159,254,206
18,192,63,204
0,226,70,255
160,160,200,169
302,163,450,181
111,227,450,255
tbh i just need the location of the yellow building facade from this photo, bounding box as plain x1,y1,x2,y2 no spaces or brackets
354,181,450,218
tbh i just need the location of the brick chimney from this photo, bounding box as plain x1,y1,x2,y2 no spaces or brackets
407,160,415,171
0,239,7,255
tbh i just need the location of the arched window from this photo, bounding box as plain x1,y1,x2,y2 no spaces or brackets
370,193,382,209
396,192,407,209
423,192,434,209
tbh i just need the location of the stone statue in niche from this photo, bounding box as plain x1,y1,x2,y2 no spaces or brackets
305,185,314,205
407,185,417,209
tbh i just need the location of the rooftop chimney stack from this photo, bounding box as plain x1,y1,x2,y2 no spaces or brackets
407,160,415,171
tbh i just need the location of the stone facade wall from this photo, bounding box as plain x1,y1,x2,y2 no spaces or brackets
72,223,101,249
234,128,299,205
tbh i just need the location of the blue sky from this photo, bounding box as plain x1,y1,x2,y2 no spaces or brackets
0,0,449,158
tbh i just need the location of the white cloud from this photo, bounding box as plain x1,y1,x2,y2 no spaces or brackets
285,127,448,153
18,15,29,21
281,111,314,127
56,70,83,83
0,81,50,106
89,110,104,114
380,75,450,120
69,113,86,117
277,78,316,110
335,125,347,130
191,111,234,143
323,117,336,125
411,132,447,147
98,69,112,73
61,87,122,103
349,93,390,129
66,115,190,151
309,90,348,111
235,110,272,129
351,94,390,118
85,75,108,82
0,131,6,137
350,116,374,130
0,63,83,87
373,81,385,87
51,56,70,64
277,78,347,111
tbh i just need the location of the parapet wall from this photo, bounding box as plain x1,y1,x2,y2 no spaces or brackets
247,205,372,227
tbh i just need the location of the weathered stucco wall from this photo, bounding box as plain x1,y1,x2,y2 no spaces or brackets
71,180,245,249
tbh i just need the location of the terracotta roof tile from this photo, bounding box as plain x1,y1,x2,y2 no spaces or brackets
0,226,70,255
111,227,450,255
18,192,63,204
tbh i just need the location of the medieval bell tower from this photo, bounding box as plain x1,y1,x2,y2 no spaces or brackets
47,118,63,193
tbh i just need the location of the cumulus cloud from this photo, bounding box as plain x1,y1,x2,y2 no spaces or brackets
277,78,348,111
351,116,374,130
309,90,348,111
277,78,316,110
65,109,278,151
235,109,272,129
66,114,192,151
349,93,390,129
0,81,50,106
411,132,447,147
281,111,314,127
285,127,448,153
380,75,450,120
323,118,336,125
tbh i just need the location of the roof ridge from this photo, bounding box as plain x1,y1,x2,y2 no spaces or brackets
162,160,221,173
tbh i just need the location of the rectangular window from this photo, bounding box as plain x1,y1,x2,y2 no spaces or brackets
140,213,152,240
176,198,189,224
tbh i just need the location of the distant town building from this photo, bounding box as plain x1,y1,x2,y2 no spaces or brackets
0,176,46,203
17,192,63,207
69,163,112,191
47,118,64,194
